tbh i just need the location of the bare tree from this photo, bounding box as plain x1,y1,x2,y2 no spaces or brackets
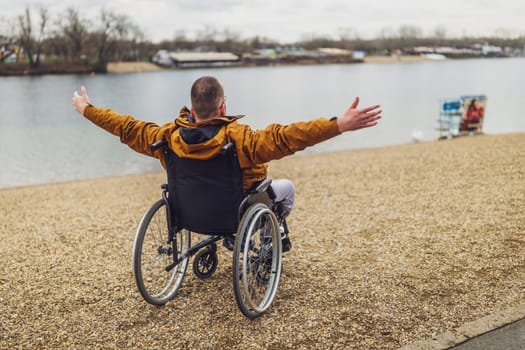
174,29,188,42
398,25,422,40
127,22,145,60
172,29,195,51
433,25,447,40
247,35,279,50
493,27,516,39
195,26,218,50
35,7,49,66
17,8,34,65
60,7,87,62
216,28,243,52
376,26,397,51
378,26,396,40
338,27,360,50
17,7,49,68
89,9,134,71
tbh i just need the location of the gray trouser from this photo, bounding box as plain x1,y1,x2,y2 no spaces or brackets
270,179,295,217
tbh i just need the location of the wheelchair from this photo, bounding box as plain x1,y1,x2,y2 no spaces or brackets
131,140,288,318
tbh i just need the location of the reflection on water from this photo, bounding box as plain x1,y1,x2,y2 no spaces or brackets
1,58,524,188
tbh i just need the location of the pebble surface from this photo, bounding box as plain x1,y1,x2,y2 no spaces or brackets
1,133,523,349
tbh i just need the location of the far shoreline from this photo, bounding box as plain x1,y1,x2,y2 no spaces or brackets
1,55,518,76
102,56,490,73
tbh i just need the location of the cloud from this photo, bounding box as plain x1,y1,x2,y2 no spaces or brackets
174,0,245,12
1,0,524,42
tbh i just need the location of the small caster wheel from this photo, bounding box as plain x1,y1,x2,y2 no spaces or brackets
193,245,218,279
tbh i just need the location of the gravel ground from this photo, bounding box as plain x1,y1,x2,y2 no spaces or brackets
1,133,524,349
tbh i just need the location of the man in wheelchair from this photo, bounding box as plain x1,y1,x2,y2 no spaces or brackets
72,76,381,251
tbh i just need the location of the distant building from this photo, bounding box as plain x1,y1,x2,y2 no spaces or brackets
317,48,352,56
152,50,173,66
152,50,240,68
242,49,278,65
412,44,505,58
351,51,365,60
434,47,455,55
277,47,323,62
413,46,436,54
318,48,364,62
481,44,503,56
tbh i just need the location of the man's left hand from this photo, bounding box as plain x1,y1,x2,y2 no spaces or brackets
72,86,91,115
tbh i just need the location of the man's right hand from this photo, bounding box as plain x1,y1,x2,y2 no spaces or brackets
72,86,91,116
336,97,382,133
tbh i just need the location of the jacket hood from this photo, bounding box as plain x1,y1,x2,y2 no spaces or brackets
169,106,244,160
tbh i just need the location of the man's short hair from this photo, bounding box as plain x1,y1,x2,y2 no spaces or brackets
191,76,224,119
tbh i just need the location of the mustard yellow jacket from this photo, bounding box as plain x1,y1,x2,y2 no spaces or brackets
83,105,341,192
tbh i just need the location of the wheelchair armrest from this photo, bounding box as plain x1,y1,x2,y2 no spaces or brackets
239,179,275,219
150,139,168,152
248,179,275,199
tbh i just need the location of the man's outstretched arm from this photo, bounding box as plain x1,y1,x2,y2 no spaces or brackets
72,86,165,158
238,96,382,165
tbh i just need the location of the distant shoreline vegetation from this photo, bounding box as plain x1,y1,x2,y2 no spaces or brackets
0,54,520,77
0,62,94,76
1,6,524,76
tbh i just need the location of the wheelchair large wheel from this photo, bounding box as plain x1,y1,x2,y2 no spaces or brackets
232,202,282,319
132,199,190,306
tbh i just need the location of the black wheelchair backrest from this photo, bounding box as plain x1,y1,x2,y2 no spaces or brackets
164,142,244,235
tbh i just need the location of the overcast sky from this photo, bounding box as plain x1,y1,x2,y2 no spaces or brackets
1,0,524,43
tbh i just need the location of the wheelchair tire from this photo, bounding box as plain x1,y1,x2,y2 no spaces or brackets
232,202,282,319
132,199,190,306
193,245,218,279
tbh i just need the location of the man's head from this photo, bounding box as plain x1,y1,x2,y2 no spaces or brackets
190,76,225,121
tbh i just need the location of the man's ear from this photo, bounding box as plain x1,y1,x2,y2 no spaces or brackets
220,103,226,116
190,108,196,117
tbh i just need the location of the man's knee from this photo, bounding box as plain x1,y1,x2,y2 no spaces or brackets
271,179,295,216
271,179,295,201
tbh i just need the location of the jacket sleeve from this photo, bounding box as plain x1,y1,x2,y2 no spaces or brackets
83,105,164,158
237,117,341,166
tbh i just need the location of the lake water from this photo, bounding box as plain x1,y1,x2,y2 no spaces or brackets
1,57,524,188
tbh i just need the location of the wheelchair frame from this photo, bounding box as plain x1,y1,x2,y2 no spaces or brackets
131,140,287,318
